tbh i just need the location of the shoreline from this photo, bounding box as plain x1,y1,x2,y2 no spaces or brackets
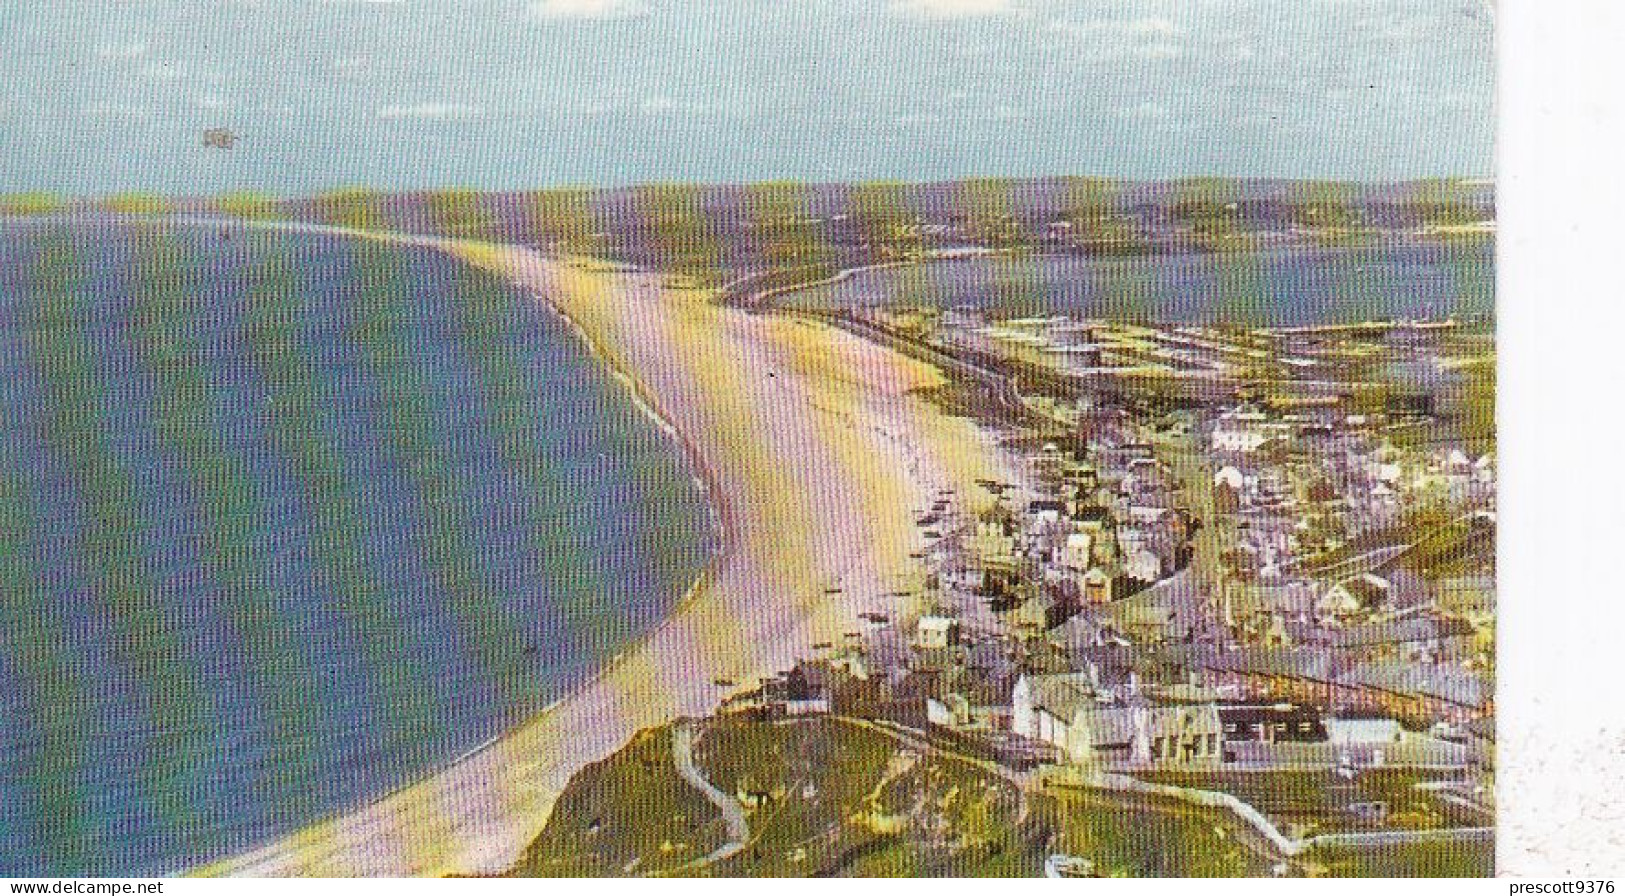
737,241,1494,327
185,222,736,874
189,222,1020,876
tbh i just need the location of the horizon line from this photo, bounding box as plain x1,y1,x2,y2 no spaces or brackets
0,173,1498,206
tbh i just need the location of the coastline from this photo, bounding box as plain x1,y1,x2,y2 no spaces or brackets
726,258,916,309
746,241,1495,326
191,224,1021,876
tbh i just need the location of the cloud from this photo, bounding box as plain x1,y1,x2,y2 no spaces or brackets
526,0,647,20
1048,15,1185,59
377,101,483,120
888,0,1022,20
138,60,190,83
1049,16,1180,40
95,41,148,62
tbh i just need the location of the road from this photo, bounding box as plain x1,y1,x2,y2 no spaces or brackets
818,313,1031,421
829,715,1035,789
1091,428,1235,644
672,721,750,864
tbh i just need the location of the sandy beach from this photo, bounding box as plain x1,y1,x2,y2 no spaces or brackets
189,228,1020,877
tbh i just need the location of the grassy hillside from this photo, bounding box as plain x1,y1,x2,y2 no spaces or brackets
1303,841,1493,877
512,726,730,876
511,716,1488,877
691,718,1038,877
512,717,1041,877
1035,788,1268,877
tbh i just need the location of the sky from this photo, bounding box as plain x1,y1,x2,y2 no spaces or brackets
0,0,1496,196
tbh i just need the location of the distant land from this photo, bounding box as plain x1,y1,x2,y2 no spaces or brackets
0,177,1494,293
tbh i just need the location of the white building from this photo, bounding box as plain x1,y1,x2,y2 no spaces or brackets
1012,674,1222,767
1059,532,1094,571
1211,411,1273,453
1124,547,1163,585
1327,717,1404,745
1214,465,1245,492
1318,573,1392,621
915,615,960,650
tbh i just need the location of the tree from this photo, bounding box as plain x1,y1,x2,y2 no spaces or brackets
101,193,173,216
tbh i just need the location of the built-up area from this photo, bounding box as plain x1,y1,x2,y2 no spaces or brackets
732,304,1496,861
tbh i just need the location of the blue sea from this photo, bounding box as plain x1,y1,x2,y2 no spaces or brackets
0,221,716,875
779,242,1495,326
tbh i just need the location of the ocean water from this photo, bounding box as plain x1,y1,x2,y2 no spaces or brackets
0,221,716,875
779,242,1495,326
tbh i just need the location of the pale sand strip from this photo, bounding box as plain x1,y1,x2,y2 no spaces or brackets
195,230,1018,877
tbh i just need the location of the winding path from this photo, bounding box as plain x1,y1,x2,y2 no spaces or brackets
671,722,749,864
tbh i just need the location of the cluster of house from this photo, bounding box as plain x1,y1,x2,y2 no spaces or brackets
1209,405,1495,576
1204,404,1495,645
730,605,1483,776
931,424,1194,638
1008,673,1428,769
720,372,1493,789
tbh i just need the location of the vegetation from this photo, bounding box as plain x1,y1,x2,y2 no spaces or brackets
1405,178,1494,227
1037,787,1267,877
100,193,173,215
512,717,1039,877
1169,177,1250,250
211,191,283,220
848,181,925,260
513,715,1488,878
1301,839,1493,877
695,718,1036,877
1399,513,1494,582
1288,180,1363,231
423,188,499,239
1454,361,1497,457
627,183,726,284
513,710,1494,878
0,192,65,215
528,187,603,255
310,187,389,231
511,726,729,876
1136,770,1480,836
952,178,1026,251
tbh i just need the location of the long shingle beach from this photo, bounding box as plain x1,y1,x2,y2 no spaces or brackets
195,228,1018,876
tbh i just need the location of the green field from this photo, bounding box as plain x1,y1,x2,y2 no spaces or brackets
1302,840,1493,877
1136,769,1483,836
1036,788,1271,877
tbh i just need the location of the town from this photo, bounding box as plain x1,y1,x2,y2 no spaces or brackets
521,303,1495,878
